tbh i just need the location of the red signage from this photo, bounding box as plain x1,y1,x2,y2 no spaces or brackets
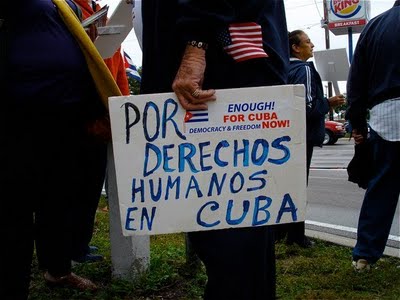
328,19,366,29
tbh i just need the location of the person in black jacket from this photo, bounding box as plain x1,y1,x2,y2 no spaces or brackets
346,0,400,272
140,1,289,299
0,1,102,298
278,30,345,248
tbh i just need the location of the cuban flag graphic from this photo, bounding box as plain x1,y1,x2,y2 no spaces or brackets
123,51,141,82
184,110,209,123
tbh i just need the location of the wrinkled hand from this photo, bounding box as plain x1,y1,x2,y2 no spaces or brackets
352,129,365,145
328,94,346,109
172,46,216,110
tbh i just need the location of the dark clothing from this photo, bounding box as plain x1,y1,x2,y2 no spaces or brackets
190,226,276,300
281,58,329,246
352,130,400,263
276,138,312,247
69,140,107,260
288,59,329,146
141,1,289,299
1,104,91,298
5,0,97,106
346,5,400,264
0,1,101,298
68,0,122,263
141,0,289,94
346,5,400,131
186,61,283,300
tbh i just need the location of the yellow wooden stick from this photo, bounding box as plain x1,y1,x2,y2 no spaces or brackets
52,0,122,109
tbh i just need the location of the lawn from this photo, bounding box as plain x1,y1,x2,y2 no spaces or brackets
28,197,400,299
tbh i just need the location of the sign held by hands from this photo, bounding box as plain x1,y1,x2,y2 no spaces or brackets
109,85,307,236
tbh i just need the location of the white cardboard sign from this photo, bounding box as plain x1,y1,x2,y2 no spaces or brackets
94,0,134,59
109,85,307,236
313,48,350,95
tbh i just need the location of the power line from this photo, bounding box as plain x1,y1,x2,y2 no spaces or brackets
285,0,324,10
306,22,322,29
288,22,321,31
313,0,323,19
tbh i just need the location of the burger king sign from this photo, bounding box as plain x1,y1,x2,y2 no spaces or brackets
331,0,362,18
326,0,370,35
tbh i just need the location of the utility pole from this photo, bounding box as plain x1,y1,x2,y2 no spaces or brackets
322,0,334,121
348,27,353,63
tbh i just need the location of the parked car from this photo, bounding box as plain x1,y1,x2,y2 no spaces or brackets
323,120,346,145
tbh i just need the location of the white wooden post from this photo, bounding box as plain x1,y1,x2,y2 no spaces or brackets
107,144,150,279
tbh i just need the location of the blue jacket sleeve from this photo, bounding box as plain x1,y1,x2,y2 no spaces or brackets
288,64,313,110
289,63,329,121
290,64,327,118
346,31,369,131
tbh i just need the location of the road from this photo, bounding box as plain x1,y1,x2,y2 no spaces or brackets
306,138,400,257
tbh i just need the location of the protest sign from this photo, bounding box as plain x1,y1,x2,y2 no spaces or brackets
94,0,133,58
109,85,307,236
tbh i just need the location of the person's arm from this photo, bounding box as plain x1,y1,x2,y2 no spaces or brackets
114,51,130,96
103,51,130,96
289,65,316,117
172,45,216,110
327,95,346,109
346,30,369,141
172,1,241,110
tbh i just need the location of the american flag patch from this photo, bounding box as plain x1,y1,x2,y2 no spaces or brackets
184,110,209,123
218,22,268,63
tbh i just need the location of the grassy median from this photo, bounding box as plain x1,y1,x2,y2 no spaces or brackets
29,197,400,300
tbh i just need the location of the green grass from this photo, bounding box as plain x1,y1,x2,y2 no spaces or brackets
29,197,400,299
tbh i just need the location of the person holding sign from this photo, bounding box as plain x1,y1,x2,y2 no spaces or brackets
278,30,346,248
140,1,289,299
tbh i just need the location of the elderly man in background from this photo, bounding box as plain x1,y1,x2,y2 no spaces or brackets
278,30,345,248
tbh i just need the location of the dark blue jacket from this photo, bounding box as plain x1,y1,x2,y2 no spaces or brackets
346,5,400,131
141,0,289,93
1,0,98,108
288,58,329,145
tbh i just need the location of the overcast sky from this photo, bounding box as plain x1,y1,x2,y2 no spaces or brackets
101,0,395,68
